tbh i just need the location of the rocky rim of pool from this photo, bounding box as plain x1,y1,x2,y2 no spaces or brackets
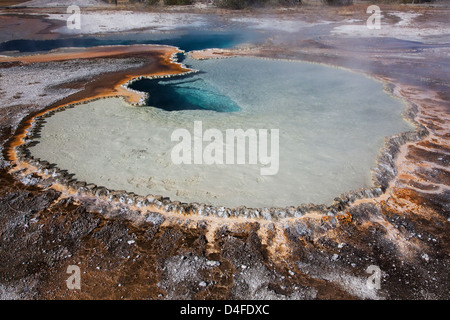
8,50,428,220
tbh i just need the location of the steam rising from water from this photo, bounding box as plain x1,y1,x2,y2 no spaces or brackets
30,57,413,208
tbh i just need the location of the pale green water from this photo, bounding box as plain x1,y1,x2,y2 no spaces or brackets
30,57,413,208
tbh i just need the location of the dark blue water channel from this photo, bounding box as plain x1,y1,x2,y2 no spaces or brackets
0,29,265,53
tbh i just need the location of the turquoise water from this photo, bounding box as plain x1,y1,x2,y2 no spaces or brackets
130,76,241,112
0,29,265,53
30,57,413,208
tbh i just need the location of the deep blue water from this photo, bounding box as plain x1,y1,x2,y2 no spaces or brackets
129,74,240,112
0,30,264,53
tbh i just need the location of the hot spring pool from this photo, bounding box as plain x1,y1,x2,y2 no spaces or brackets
29,57,413,208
